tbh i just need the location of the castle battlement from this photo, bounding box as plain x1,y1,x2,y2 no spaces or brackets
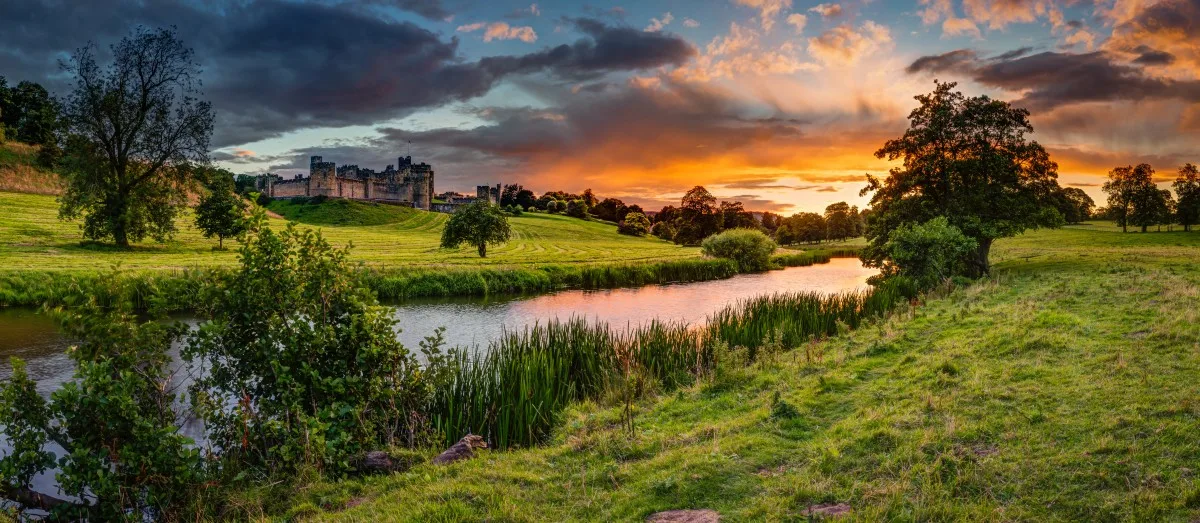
264,154,435,210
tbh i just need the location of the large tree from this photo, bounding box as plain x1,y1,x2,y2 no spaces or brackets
0,78,61,147
1102,164,1157,233
1174,164,1200,232
823,202,857,241
441,201,512,257
57,27,214,247
674,186,723,245
862,82,1061,275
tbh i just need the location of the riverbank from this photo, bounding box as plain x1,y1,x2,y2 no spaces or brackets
266,224,1200,521
0,190,862,309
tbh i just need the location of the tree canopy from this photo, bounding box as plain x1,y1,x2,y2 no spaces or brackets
440,201,512,257
57,27,214,247
194,171,247,248
861,81,1061,275
1173,164,1200,232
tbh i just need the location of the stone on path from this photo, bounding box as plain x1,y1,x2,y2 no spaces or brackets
800,503,852,517
647,509,720,522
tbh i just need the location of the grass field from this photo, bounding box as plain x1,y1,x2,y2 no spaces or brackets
0,191,701,272
253,224,1200,522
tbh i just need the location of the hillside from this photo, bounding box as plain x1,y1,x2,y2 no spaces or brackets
0,142,62,195
0,191,699,272
266,225,1200,522
266,197,421,227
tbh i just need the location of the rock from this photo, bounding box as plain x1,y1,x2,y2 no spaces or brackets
801,503,852,517
432,434,488,465
647,509,720,522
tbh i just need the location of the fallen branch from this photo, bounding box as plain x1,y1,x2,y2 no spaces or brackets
1,484,83,514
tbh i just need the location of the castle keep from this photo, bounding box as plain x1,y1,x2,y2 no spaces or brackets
266,155,435,210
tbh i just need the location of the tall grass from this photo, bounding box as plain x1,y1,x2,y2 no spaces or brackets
426,274,917,449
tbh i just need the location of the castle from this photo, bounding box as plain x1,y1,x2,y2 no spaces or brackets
264,155,435,210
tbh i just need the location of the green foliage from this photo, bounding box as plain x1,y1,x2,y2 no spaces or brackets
194,174,248,248
186,216,428,477
58,28,214,247
441,201,512,257
776,212,827,244
0,275,208,519
674,186,723,245
880,217,978,288
823,202,860,241
1048,187,1095,224
701,229,777,272
0,77,61,147
862,81,1062,276
565,199,590,219
1104,164,1174,232
0,359,54,491
617,211,651,236
651,220,677,241
1176,164,1200,232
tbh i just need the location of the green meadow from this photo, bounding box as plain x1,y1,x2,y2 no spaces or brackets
0,191,699,272
246,224,1200,522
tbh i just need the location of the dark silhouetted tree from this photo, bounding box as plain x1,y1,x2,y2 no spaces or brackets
581,188,598,207
824,202,856,241
862,81,1061,276
675,186,723,245
441,201,511,257
592,197,627,222
566,199,590,219
58,27,214,247
515,188,537,210
1174,163,1200,232
720,200,757,230
777,212,826,244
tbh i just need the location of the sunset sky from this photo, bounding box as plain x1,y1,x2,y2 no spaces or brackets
3,0,1199,213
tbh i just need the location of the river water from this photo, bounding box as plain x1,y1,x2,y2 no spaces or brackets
0,258,878,386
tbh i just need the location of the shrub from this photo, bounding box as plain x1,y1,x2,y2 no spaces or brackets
651,221,677,241
546,200,563,214
617,212,651,236
701,228,777,272
187,216,430,477
566,199,589,219
881,216,978,288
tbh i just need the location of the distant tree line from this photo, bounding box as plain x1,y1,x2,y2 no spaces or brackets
0,76,64,166
1099,163,1200,232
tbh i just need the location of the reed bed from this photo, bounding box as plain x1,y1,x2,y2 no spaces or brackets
426,275,917,449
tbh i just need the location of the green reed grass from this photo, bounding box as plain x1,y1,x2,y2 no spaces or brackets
426,275,916,449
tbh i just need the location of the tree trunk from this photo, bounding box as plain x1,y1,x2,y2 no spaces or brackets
1,485,83,514
478,243,486,258
113,191,131,248
1141,225,1147,233
972,238,992,276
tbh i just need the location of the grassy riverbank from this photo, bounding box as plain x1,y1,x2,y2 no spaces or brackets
0,191,863,307
259,224,1200,522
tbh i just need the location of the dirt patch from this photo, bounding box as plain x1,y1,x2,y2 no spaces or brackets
800,503,851,518
755,465,787,477
647,509,720,522
971,444,999,457
344,497,368,510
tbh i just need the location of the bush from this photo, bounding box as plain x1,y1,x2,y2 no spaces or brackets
546,200,563,214
651,221,677,241
881,216,978,288
566,199,589,219
701,229,777,272
617,212,651,236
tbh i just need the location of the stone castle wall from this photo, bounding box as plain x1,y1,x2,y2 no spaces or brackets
266,155,434,210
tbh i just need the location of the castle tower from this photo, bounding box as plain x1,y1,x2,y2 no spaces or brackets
309,155,337,197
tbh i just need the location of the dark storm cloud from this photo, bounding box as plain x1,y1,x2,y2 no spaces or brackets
379,0,454,21
907,48,1200,110
1132,47,1176,66
0,1,696,147
991,47,1034,61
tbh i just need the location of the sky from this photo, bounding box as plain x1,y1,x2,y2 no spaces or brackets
2,0,1199,214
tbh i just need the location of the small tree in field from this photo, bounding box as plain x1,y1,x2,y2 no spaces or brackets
441,201,512,257
882,217,978,288
617,211,651,236
862,82,1061,276
58,27,214,247
194,173,247,249
1174,164,1200,232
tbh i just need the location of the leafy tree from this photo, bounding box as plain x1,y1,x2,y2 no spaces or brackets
1174,163,1200,232
720,201,757,230
592,197,627,222
624,203,645,220
515,188,537,210
57,27,214,247
0,77,61,147
701,229,777,272
617,211,651,236
776,212,826,244
824,202,857,241
535,193,555,210
500,183,523,207
1129,188,1173,232
1049,187,1095,224
194,172,248,249
675,186,723,245
566,199,590,219
188,216,429,476
760,212,782,234
654,205,681,224
0,276,206,519
441,201,512,257
651,220,677,240
545,199,563,214
862,81,1061,276
581,188,599,207
882,217,978,288
1102,164,1154,232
